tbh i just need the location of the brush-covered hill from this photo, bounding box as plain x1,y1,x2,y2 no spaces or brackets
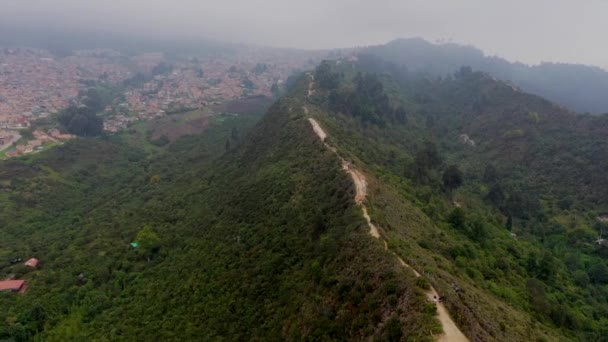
0,81,438,340
3,46,608,342
367,38,608,114
305,52,608,340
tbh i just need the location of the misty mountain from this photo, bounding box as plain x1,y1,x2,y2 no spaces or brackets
367,38,608,114
307,51,608,340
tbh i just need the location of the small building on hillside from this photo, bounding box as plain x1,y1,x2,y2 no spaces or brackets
0,280,26,293
25,258,39,268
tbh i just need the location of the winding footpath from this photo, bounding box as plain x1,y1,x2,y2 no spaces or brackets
304,73,468,342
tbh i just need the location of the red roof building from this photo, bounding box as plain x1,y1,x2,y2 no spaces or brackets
0,280,25,292
25,258,39,268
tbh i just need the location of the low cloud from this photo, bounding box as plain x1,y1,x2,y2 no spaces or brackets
1,0,607,67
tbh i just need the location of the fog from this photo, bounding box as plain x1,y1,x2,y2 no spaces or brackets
1,0,607,67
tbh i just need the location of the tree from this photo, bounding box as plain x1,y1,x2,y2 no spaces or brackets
505,190,541,221
557,196,573,210
58,106,103,137
393,106,407,124
326,72,390,126
589,262,608,284
136,225,161,260
414,141,442,183
442,165,463,198
526,278,550,316
486,184,506,209
315,61,340,90
448,208,466,230
482,164,499,184
383,316,403,341
81,88,104,113
242,77,255,90
537,252,556,280
468,215,488,242
506,214,513,231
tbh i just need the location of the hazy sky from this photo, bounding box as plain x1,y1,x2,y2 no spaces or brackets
2,0,607,67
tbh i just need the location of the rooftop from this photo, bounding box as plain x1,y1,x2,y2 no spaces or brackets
25,258,39,267
0,279,25,291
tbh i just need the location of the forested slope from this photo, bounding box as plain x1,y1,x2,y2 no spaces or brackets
4,47,608,341
306,54,608,340
0,79,436,341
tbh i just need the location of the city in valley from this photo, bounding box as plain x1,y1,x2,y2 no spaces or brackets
0,46,331,158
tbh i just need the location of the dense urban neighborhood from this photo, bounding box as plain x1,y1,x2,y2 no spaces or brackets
0,46,327,157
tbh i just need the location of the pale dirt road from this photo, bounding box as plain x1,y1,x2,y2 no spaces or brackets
307,73,315,97
306,113,468,342
307,117,326,141
361,206,381,238
395,257,467,341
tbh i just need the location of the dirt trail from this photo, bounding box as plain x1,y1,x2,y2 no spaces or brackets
307,116,326,141
307,72,315,97
306,113,468,342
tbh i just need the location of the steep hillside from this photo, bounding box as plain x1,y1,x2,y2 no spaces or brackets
367,38,608,114
4,49,608,341
0,78,440,340
306,55,608,341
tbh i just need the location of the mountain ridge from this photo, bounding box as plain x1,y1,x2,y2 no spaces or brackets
369,38,608,114
2,40,608,341
304,52,608,340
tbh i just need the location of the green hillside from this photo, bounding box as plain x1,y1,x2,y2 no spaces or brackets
0,80,437,340
3,45,608,342
306,53,608,340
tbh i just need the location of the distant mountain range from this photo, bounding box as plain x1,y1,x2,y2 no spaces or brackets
367,38,608,114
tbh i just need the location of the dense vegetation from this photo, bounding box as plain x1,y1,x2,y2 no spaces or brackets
0,83,438,340
5,43,608,341
56,83,123,137
57,107,103,136
308,54,608,340
368,38,608,114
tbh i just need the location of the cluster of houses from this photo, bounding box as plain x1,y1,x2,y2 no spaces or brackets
0,47,132,130
0,130,18,148
103,112,141,132
4,129,74,158
101,49,328,133
0,258,39,294
1,45,330,140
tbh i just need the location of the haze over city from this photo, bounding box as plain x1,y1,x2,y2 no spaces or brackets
1,0,608,67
